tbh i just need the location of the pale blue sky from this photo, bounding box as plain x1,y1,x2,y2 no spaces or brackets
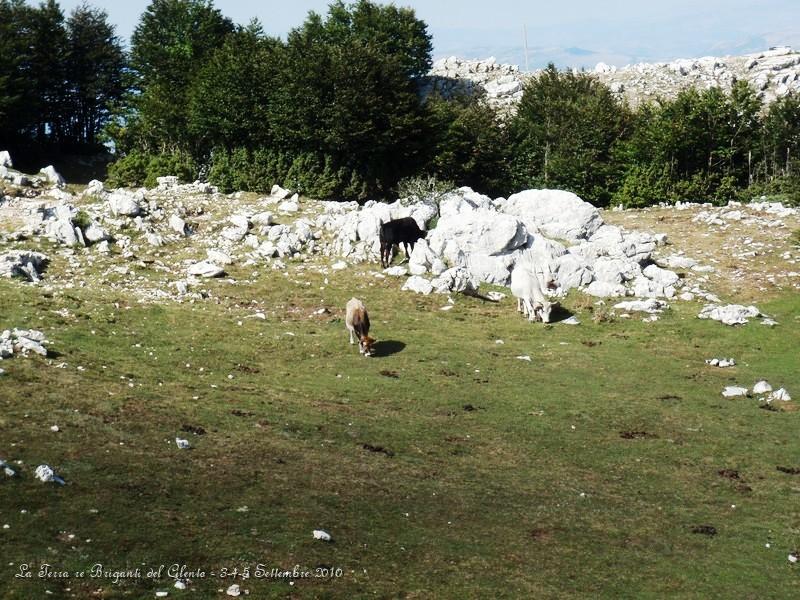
53,0,800,69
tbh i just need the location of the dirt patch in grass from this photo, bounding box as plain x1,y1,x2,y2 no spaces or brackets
777,466,800,475
620,430,658,439
717,469,741,480
181,424,206,435
361,443,394,457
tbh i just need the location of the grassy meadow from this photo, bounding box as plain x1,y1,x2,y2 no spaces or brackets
1,258,799,599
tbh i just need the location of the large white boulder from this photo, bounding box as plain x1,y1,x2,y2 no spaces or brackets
438,187,494,218
465,252,518,285
270,184,292,200
427,209,528,263
554,252,594,290
107,191,141,217
48,219,80,246
499,189,603,242
40,165,65,187
0,150,12,167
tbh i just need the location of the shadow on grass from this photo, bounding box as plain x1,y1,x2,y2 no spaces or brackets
550,304,576,323
373,340,405,358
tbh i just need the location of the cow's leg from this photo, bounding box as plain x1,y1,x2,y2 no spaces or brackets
525,299,536,322
349,328,356,345
517,297,523,314
402,242,410,263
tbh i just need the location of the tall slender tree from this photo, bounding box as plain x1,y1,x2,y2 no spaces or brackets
64,2,126,148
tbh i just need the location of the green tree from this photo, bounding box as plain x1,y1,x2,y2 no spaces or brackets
508,65,629,206
269,0,433,199
24,0,69,142
127,0,234,153
0,0,31,140
187,21,282,153
424,92,509,196
64,3,126,148
617,82,763,205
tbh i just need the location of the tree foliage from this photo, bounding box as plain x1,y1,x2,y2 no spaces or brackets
0,0,125,153
126,0,234,153
508,65,630,206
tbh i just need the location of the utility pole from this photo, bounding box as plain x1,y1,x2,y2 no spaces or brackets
523,24,530,72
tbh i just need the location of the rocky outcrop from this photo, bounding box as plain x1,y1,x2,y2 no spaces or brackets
423,46,800,115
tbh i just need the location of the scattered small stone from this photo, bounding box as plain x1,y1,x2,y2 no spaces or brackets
175,438,191,449
769,388,791,402
753,380,773,395
313,530,332,542
722,386,749,398
705,358,735,368
34,464,65,485
0,460,16,477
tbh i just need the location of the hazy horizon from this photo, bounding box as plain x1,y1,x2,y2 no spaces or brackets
52,0,800,70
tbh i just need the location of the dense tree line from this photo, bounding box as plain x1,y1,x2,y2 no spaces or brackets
0,0,126,154
2,0,799,206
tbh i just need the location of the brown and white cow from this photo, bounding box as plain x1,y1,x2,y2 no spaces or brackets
345,297,376,356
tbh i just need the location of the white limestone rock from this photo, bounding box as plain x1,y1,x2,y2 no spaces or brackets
722,386,749,397
402,275,434,295
383,266,408,277
585,281,627,297
769,388,791,402
107,191,142,217
753,380,773,395
187,261,224,278
614,299,669,313
169,214,187,236
498,189,603,243
431,266,478,294
427,209,528,262
207,249,233,265
698,304,761,325
0,250,48,281
40,165,65,187
83,222,110,244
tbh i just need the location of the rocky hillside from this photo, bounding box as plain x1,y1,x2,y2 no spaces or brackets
2,152,798,331
427,46,800,111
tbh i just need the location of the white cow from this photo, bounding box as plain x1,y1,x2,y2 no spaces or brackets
510,265,553,323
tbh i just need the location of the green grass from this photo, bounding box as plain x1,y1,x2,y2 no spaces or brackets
1,271,799,599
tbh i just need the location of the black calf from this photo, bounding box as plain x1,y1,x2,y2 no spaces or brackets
379,217,426,268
